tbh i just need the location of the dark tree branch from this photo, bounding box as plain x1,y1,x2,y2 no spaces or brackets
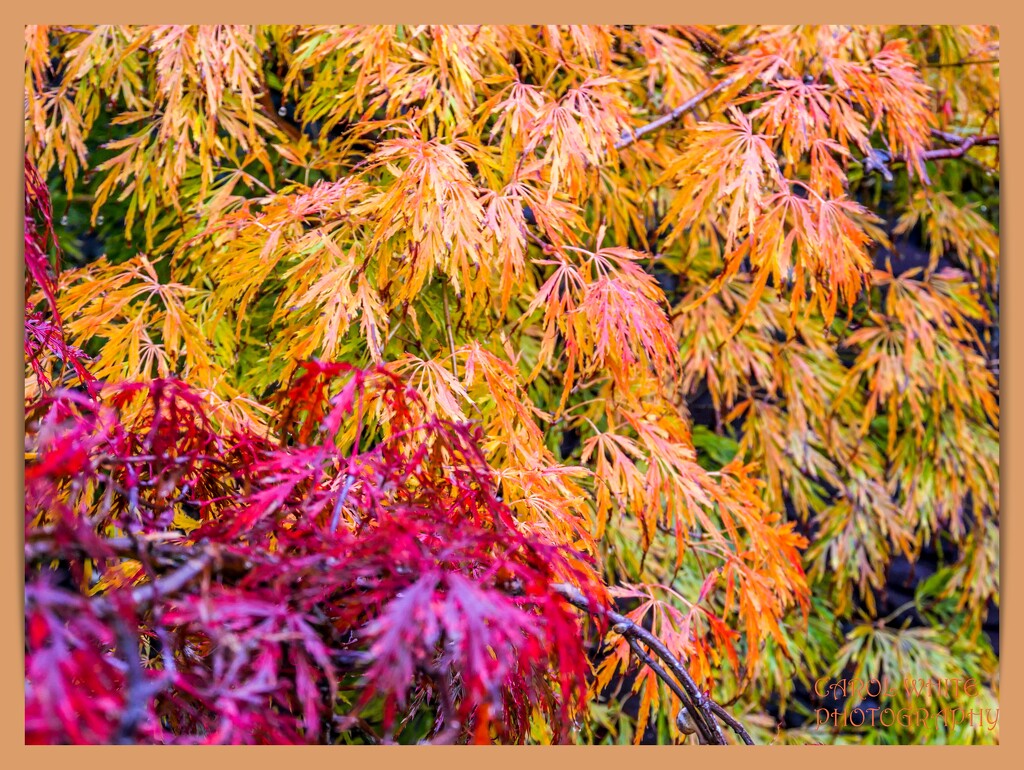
553,582,738,745
625,637,683,701
623,635,754,744
923,58,998,69
258,89,303,143
708,701,755,745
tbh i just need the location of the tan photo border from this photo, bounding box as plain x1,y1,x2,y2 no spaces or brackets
1,4,1015,765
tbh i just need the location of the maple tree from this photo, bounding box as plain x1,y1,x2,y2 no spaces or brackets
25,24,999,745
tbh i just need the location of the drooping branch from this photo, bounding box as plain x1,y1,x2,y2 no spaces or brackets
706,700,755,745
552,582,744,745
623,635,755,745
615,75,738,150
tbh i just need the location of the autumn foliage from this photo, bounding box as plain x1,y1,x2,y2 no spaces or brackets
25,25,999,744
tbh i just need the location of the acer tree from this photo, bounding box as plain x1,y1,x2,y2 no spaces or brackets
25,25,999,745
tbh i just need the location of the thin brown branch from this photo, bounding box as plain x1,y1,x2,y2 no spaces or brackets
258,89,303,144
441,283,459,374
615,75,738,150
923,58,998,69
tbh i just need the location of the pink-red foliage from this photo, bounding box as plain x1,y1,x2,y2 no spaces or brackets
24,161,603,745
